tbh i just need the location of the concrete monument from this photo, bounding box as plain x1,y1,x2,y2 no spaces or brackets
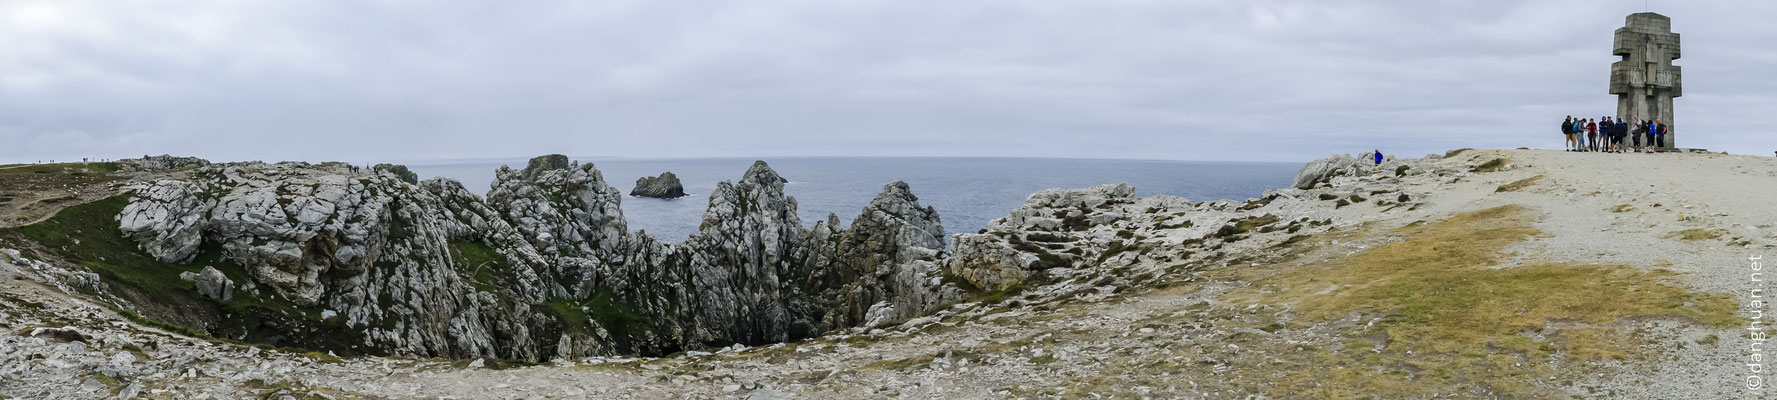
1610,12,1681,148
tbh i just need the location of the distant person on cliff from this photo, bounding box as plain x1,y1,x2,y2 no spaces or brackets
1589,119,1600,152
1653,119,1667,150
1606,117,1620,152
1627,116,1642,152
1641,119,1654,153
1577,119,1587,152
1372,150,1383,166
1600,117,1613,152
1561,116,1576,151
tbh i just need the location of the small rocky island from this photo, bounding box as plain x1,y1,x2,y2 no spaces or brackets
630,171,687,198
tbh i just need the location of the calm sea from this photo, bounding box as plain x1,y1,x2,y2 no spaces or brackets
406,157,1300,242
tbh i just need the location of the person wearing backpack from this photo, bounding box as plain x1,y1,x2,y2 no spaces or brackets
1642,120,1656,153
1561,116,1575,151
1654,119,1668,150
1592,119,1606,152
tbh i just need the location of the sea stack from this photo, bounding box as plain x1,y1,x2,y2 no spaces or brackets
631,171,688,198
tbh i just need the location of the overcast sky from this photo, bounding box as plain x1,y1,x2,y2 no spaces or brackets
3,0,1773,164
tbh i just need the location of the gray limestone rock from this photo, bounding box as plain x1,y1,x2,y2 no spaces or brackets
107,155,960,360
630,172,688,199
192,266,233,301
118,154,210,172
1291,154,1372,190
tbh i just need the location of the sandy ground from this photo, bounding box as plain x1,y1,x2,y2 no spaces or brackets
2,149,1775,399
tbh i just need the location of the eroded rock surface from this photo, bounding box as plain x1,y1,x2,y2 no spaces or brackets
630,172,688,199
105,155,966,359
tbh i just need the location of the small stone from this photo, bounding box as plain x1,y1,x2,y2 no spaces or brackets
722,384,741,392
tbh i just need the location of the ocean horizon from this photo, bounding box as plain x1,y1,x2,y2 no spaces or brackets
406,156,1301,242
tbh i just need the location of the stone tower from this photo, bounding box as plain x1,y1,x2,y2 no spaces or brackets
1610,12,1681,148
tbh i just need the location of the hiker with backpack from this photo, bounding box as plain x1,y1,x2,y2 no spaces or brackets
1592,119,1606,152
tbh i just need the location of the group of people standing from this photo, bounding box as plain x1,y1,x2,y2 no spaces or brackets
1561,115,1667,153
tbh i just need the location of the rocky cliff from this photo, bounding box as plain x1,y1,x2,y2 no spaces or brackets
89,155,960,360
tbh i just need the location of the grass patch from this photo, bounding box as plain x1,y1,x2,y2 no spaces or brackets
302,351,344,364
1668,228,1726,241
1230,205,1741,397
864,353,936,371
451,240,514,292
1471,158,1509,172
1495,175,1544,192
543,289,650,343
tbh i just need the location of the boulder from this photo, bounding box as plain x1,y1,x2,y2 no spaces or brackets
186,266,234,301
630,172,688,199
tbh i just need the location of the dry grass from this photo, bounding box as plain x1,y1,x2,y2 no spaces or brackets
1226,205,1741,397
1668,228,1727,241
1495,175,1544,192
1472,158,1510,172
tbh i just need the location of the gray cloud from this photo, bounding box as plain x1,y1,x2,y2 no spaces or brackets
4,0,1774,164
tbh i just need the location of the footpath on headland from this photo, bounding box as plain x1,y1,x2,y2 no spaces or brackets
1,149,1773,398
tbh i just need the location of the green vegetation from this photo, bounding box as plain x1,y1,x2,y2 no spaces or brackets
372,163,419,184
1225,214,1281,236
864,353,936,371
1495,175,1544,192
978,284,1026,304
5,193,331,349
301,351,344,364
450,240,514,292
1230,205,1740,397
542,290,650,342
1394,165,1410,177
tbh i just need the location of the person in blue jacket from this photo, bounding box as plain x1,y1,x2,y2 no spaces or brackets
1372,149,1383,165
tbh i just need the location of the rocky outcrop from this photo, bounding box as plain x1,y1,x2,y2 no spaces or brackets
630,172,687,199
946,184,1138,291
795,182,961,330
102,155,963,360
1291,154,1372,189
118,154,210,172
372,164,419,184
